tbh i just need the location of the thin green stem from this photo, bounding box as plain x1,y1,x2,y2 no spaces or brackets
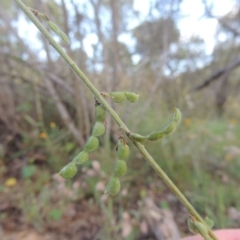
15,1,218,239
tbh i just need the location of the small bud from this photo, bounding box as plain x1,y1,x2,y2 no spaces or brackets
147,131,165,141
129,133,146,143
39,13,49,21
114,160,127,177
47,21,59,34
173,108,181,124
59,162,77,179
73,151,89,165
84,136,99,152
92,122,105,137
193,221,209,238
104,177,121,196
204,217,214,229
163,121,176,135
95,104,106,122
109,92,126,103
124,92,139,103
117,138,130,160
59,31,70,44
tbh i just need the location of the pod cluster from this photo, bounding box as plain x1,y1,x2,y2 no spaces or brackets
129,108,181,143
104,137,129,196
187,216,214,240
59,103,106,179
107,91,139,103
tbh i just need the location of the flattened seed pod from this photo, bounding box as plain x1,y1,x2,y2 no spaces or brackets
109,92,126,103
114,160,127,177
95,104,106,122
92,122,105,137
59,162,77,179
163,121,176,135
173,108,181,124
129,133,146,143
117,138,130,160
147,131,165,141
48,21,59,34
193,222,209,238
124,92,139,103
73,151,89,165
104,177,121,196
84,136,99,152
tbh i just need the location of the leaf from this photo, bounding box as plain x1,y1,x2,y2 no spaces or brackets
205,217,214,229
64,142,75,153
21,165,36,179
16,103,32,112
49,209,62,220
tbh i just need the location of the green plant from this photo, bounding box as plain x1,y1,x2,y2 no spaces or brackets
14,1,219,239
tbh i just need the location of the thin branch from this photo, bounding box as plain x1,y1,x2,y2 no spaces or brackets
193,58,240,91
202,0,240,36
14,1,219,239
43,75,85,146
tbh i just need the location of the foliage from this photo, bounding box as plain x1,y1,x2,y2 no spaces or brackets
1,0,240,239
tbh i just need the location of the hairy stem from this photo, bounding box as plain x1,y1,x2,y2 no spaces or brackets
15,1,218,239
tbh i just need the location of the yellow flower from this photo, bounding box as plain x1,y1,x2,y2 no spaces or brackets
225,154,233,161
230,118,237,125
39,132,47,139
188,134,195,140
50,122,56,128
184,118,192,126
5,178,17,187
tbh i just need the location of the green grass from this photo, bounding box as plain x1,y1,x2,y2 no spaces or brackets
1,111,240,238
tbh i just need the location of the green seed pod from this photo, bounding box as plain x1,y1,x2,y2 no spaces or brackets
173,108,181,124
124,92,139,103
114,160,127,177
84,136,99,152
73,151,89,165
147,131,165,141
59,31,70,44
92,122,105,137
163,121,176,135
109,92,126,103
205,237,212,240
95,104,106,122
59,162,77,179
104,177,121,196
193,221,209,238
187,218,198,234
117,138,130,160
129,133,146,143
48,21,59,34
39,13,49,21
204,217,214,229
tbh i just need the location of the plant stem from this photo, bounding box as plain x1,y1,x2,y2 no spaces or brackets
15,1,218,239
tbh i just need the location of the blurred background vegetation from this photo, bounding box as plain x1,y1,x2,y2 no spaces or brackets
0,0,240,239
